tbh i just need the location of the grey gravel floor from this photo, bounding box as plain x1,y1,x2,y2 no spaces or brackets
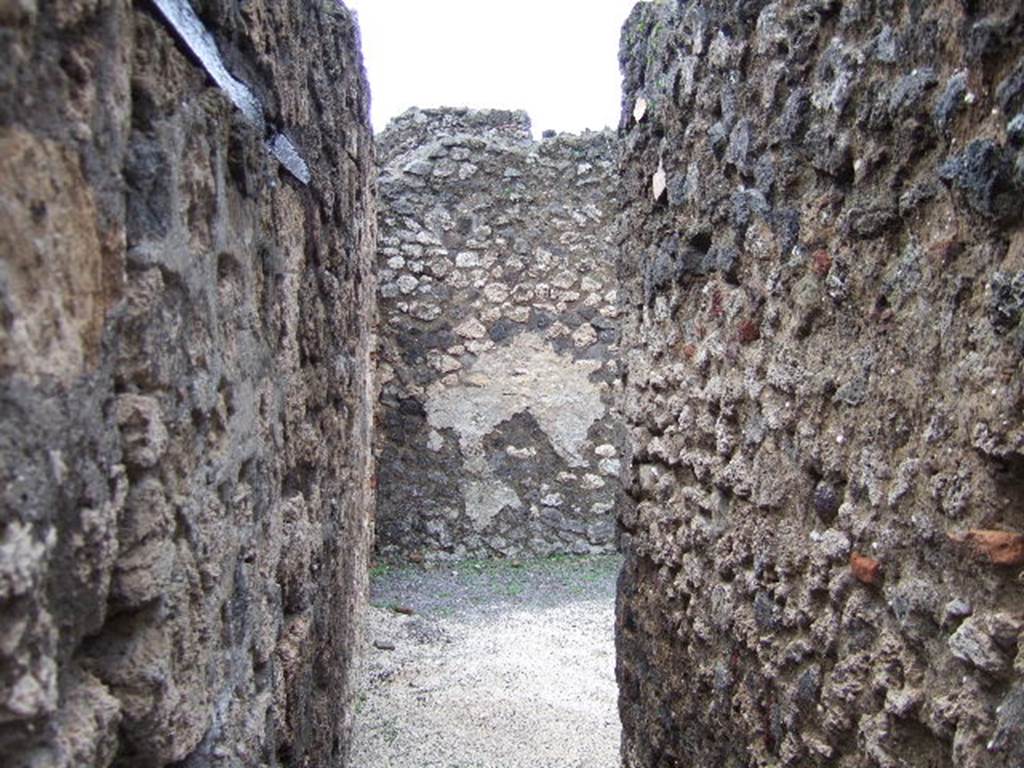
350,555,623,768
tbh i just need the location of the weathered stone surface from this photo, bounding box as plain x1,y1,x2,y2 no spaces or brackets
948,613,1022,676
375,108,624,560
616,2,1023,767
0,1,376,765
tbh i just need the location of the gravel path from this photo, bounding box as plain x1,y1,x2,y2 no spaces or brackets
350,555,623,768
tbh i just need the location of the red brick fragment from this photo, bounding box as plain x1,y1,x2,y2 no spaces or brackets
948,529,1024,567
812,249,832,276
850,552,882,585
737,319,761,344
710,288,724,318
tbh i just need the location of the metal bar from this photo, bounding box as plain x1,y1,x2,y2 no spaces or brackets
150,0,311,185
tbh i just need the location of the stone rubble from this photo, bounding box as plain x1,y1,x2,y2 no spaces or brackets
615,1,1023,767
0,1,376,765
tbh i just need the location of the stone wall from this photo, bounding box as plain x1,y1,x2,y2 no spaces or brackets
375,108,624,560
0,1,376,766
616,2,1023,767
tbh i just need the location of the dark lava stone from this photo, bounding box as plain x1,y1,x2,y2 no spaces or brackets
813,482,841,523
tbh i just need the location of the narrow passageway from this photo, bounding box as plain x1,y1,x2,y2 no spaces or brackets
351,556,622,768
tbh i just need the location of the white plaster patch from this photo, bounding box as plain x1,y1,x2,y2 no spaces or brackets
425,333,607,530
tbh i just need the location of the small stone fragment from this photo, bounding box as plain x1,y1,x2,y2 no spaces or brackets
1008,113,1024,146
934,71,968,132
652,162,667,202
7,665,57,718
884,688,921,718
815,529,851,561
454,317,488,340
633,97,648,123
990,685,1024,760
938,140,1021,222
943,598,973,625
948,615,1014,674
988,272,1024,334
0,522,49,599
813,482,841,523
427,431,444,452
115,395,168,469
402,159,433,176
396,274,419,295
541,493,564,508
572,324,598,348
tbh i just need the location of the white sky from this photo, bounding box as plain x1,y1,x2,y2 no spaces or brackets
345,0,641,137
